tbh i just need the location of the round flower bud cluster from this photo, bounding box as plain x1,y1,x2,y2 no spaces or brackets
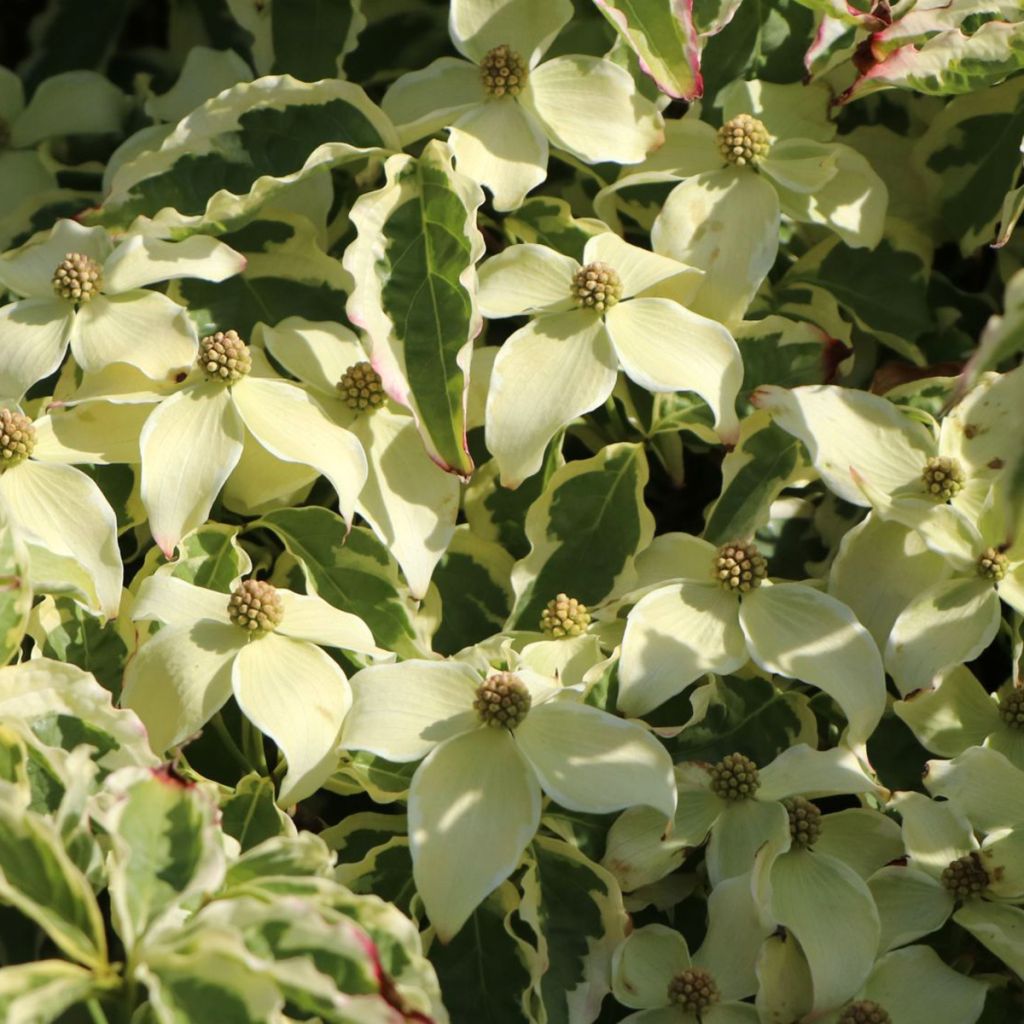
228,579,284,634
0,408,35,468
667,968,719,1013
337,361,385,412
838,1000,892,1024
480,44,527,97
921,456,965,501
709,752,760,801
539,593,590,638
998,688,1024,731
783,796,822,848
199,330,252,383
714,541,767,593
572,262,622,313
52,252,103,304
940,852,989,901
474,672,531,730
716,114,771,166
976,547,1008,582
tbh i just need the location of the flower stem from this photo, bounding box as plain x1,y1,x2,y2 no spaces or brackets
209,713,252,774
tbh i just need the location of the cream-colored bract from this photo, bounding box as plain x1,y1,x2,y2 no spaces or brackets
258,319,460,599
0,220,245,401
382,0,663,210
342,657,675,941
121,574,385,805
139,366,368,559
479,233,741,487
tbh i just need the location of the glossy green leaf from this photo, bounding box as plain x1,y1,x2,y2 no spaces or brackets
668,675,805,765
915,77,1024,250
0,516,31,666
0,659,156,771
703,413,807,546
271,0,364,80
503,196,606,262
345,139,484,477
106,771,226,949
0,799,107,969
137,943,282,1023
519,836,627,1024
428,882,537,1023
508,443,654,629
593,0,702,100
0,960,99,1022
96,77,398,233
173,213,350,338
29,596,129,699
257,508,426,658
220,773,295,852
844,17,1024,101
464,441,564,561
430,526,514,655
782,238,933,345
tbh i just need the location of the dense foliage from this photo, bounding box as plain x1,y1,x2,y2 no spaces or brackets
1,0,1023,1022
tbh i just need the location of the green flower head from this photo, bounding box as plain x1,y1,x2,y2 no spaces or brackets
52,252,103,304
998,688,1024,731
0,408,35,469
716,114,771,166
337,360,385,412
480,44,528,97
714,541,767,593
473,671,532,729
940,852,989,901
838,1000,892,1024
539,593,590,638
976,547,1008,582
667,967,719,1013
709,752,760,801
921,455,965,502
784,795,822,849
572,261,622,313
199,329,251,383
228,579,284,634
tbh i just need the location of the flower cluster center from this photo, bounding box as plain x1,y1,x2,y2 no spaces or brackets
228,579,284,634
709,752,760,801
940,852,989,901
474,672,531,729
976,547,1008,582
199,329,251,383
572,262,622,313
714,541,767,593
338,361,385,412
998,688,1024,731
716,114,771,166
52,252,103,304
783,796,822,848
921,455,965,501
838,1000,892,1024
480,44,527,97
0,408,35,468
667,968,719,1013
539,593,590,638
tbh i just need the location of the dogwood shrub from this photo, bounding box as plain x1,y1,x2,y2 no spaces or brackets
1,0,1023,1021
